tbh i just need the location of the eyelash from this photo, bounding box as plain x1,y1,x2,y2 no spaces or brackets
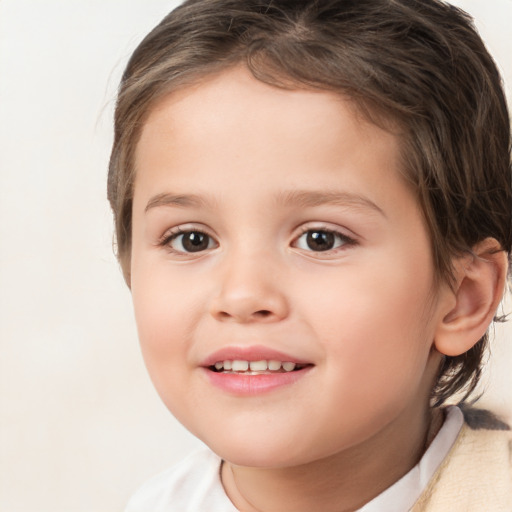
293,226,357,254
158,225,357,256
158,227,217,256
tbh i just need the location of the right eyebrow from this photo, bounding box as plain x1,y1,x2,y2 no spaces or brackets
144,193,212,213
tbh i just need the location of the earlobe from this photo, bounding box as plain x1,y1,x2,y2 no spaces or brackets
434,238,508,357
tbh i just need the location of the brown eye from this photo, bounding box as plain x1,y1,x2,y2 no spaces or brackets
170,231,215,253
306,231,335,251
294,229,353,253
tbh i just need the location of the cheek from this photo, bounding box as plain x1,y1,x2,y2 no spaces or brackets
130,275,200,415
299,255,436,386
131,266,201,363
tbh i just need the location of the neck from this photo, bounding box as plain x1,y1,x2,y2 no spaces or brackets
222,404,443,512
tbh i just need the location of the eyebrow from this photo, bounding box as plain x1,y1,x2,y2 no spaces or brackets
145,189,385,217
145,193,213,212
277,190,386,217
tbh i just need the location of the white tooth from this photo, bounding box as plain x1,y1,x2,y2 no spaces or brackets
282,362,296,372
268,360,281,371
223,360,232,370
232,360,249,371
214,361,223,370
250,360,268,371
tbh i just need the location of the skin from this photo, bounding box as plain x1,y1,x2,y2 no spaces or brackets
130,67,460,511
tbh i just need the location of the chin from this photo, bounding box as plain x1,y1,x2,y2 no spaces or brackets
215,444,300,468
202,428,323,469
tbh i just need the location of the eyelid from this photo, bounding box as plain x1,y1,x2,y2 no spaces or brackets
158,224,219,255
291,224,358,255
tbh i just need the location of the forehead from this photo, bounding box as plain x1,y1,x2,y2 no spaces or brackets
134,67,403,192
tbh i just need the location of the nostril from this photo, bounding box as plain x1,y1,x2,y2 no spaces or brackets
255,310,272,318
215,309,274,322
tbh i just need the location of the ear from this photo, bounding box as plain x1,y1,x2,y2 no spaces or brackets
434,238,508,357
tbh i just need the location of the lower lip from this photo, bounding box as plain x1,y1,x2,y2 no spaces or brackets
202,367,313,395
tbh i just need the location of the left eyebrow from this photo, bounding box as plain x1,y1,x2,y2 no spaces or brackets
276,190,386,218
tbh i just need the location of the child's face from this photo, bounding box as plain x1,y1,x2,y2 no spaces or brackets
130,68,449,468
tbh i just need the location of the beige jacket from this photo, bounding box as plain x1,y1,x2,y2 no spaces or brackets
411,409,512,511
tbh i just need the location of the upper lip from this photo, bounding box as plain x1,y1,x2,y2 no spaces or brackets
200,344,312,367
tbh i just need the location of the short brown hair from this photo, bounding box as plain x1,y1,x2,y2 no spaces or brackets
108,0,511,405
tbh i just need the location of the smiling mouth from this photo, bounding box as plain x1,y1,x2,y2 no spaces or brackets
209,359,311,374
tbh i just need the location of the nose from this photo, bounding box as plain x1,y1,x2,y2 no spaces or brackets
209,252,289,323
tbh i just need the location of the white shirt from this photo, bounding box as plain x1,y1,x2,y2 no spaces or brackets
125,406,464,512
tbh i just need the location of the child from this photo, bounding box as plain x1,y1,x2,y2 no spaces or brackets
108,0,512,510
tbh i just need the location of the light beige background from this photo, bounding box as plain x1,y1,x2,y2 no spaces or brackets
0,1,511,511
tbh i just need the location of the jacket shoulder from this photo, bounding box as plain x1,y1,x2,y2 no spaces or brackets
459,405,511,431
411,408,512,512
